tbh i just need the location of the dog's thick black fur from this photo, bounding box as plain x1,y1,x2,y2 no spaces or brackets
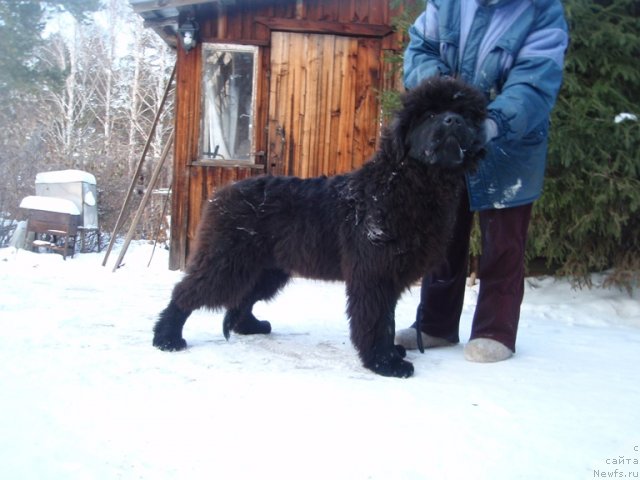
153,77,486,378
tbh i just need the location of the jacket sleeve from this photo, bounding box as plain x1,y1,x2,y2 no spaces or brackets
488,1,568,142
403,3,452,89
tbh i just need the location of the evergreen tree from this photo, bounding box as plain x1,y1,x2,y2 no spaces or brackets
0,0,100,91
0,2,46,90
529,0,640,289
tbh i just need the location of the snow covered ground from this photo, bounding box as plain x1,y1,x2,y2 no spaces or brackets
0,242,638,479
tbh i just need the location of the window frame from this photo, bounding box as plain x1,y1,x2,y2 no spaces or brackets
197,42,259,166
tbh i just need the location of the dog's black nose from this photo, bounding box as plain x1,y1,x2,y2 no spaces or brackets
443,113,463,126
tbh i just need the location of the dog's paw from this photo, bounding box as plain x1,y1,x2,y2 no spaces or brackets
235,319,272,335
366,352,414,378
223,311,272,340
153,336,187,351
375,358,414,378
233,315,272,336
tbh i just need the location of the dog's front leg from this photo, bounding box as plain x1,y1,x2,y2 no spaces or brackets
346,279,414,378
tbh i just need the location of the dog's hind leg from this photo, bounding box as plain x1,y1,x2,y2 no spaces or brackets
223,304,269,340
346,279,414,378
223,268,290,339
153,268,211,351
153,300,192,351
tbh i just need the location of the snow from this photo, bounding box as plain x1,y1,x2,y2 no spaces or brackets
493,178,522,209
84,190,97,207
19,195,81,215
614,112,638,124
0,242,639,480
35,169,97,185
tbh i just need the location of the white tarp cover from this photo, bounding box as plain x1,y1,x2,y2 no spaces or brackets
19,196,81,216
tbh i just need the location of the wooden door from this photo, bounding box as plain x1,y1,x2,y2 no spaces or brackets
267,31,382,178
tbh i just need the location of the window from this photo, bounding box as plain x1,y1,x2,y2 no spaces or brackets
200,44,258,162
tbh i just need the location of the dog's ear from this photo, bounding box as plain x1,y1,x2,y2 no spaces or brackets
379,116,409,163
385,91,431,162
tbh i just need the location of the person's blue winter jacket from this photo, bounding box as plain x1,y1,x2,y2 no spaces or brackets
404,0,568,210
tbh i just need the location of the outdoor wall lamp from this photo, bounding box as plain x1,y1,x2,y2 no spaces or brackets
178,19,198,52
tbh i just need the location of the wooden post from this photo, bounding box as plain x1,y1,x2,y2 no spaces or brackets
110,131,174,272
147,184,172,268
101,63,176,267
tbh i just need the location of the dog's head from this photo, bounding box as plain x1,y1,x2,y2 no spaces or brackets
387,77,487,171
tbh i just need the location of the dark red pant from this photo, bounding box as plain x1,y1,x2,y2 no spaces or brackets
413,192,532,352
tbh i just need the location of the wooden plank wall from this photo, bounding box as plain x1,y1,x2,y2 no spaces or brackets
170,44,201,270
200,0,394,37
268,32,381,178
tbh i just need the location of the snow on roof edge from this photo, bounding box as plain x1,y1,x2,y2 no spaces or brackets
35,170,96,185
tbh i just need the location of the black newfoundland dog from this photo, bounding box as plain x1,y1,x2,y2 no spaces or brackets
153,77,486,378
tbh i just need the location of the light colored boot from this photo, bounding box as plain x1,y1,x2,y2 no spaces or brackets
464,338,513,363
394,327,454,350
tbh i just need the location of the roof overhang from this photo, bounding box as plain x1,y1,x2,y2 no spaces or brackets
129,0,236,47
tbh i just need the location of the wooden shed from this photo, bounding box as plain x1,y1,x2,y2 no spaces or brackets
131,0,402,270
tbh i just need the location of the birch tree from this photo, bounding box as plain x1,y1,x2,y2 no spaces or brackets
1,0,175,240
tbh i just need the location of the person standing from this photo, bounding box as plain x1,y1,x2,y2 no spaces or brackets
395,0,569,362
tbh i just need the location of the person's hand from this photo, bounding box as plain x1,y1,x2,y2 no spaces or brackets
482,118,498,145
